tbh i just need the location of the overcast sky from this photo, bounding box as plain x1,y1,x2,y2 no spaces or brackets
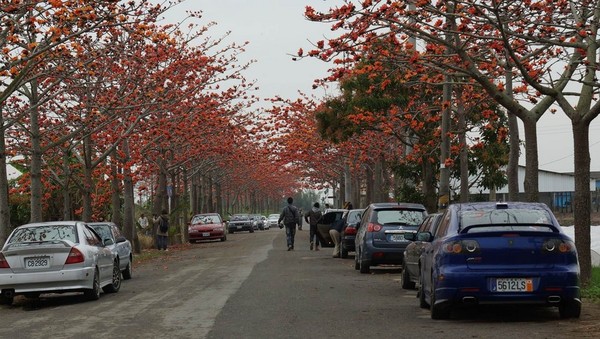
160,0,600,173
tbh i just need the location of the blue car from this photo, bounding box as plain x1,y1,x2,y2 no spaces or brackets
418,202,580,319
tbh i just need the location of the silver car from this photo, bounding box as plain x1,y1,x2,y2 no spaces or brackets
0,221,121,305
88,222,133,280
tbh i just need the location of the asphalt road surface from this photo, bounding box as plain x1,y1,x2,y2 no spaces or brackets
0,228,598,339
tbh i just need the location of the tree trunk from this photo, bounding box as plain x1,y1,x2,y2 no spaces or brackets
507,112,520,201
365,164,374,205
439,77,452,211
0,112,11,244
457,90,469,202
421,159,437,212
62,148,73,221
110,156,121,225
572,121,591,284
344,162,352,203
29,80,43,222
81,134,94,221
521,118,539,202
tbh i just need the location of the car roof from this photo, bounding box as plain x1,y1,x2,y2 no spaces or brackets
451,201,551,211
368,202,427,210
16,221,84,228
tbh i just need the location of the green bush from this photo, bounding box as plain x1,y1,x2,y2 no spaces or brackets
582,267,600,300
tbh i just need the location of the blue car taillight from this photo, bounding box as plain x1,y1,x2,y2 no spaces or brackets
542,239,576,254
442,239,480,254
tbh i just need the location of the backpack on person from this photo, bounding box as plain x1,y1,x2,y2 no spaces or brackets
283,206,298,224
159,216,169,233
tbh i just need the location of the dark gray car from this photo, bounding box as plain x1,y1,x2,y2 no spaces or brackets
354,202,427,274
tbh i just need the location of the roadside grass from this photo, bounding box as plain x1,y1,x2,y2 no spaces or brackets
583,267,600,301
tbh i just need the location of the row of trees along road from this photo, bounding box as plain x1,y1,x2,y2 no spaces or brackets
295,0,600,285
0,1,306,252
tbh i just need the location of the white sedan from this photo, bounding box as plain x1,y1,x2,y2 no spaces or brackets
0,221,121,305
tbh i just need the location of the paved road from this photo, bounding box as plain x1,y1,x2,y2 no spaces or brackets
0,228,597,338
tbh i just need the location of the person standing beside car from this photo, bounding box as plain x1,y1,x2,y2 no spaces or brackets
278,197,300,251
329,216,345,258
305,202,323,251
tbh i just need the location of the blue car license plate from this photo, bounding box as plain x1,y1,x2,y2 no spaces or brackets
494,278,533,292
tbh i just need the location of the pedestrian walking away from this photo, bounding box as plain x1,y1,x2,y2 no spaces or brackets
278,197,301,251
305,202,323,251
156,209,170,251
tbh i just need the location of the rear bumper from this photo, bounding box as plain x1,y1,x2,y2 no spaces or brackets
0,266,95,293
363,240,409,265
434,268,580,305
228,224,253,232
189,232,225,241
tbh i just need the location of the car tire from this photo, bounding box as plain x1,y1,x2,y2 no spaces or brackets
250,229,254,233
341,246,348,259
401,264,416,290
84,268,101,301
0,294,13,305
354,251,360,270
221,236,226,242
103,262,122,293
430,276,450,319
559,299,581,319
122,259,133,280
359,254,371,274
418,272,429,308
228,229,234,234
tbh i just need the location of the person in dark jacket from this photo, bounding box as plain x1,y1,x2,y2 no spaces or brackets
304,202,323,251
278,197,300,251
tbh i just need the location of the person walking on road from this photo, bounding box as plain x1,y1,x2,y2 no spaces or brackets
278,197,300,251
305,202,323,251
156,209,170,251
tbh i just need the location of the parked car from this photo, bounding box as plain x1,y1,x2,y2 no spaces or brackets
188,213,227,242
251,214,265,230
0,221,121,305
419,202,581,319
88,222,133,280
261,216,270,230
315,209,348,249
354,202,427,274
401,213,442,289
227,214,254,233
340,209,365,258
267,214,279,229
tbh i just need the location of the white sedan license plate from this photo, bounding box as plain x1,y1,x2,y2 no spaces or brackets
25,256,50,269
202,232,210,237
495,278,533,292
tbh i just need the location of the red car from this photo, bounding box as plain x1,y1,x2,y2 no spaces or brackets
188,213,227,243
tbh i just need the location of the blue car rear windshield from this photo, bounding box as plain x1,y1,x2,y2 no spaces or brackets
460,209,553,230
10,225,78,243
